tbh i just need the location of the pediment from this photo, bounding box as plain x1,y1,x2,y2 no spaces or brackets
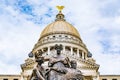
64,54,99,70
76,59,99,70
21,58,37,70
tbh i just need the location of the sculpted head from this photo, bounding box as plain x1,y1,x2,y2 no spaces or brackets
55,44,63,55
70,60,77,69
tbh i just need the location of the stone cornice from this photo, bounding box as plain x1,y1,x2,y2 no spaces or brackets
21,59,36,70
100,75,120,76
0,75,20,76
78,66,98,70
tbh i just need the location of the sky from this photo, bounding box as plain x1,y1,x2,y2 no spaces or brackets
0,0,120,75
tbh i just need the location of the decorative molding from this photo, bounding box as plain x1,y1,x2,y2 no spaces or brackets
33,34,88,52
40,32,81,40
21,58,36,70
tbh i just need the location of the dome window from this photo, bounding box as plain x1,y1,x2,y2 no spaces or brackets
47,37,49,39
53,36,56,38
59,35,62,37
65,36,68,37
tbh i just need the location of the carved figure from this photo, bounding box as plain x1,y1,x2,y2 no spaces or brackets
45,44,70,80
30,44,84,80
29,57,45,80
46,59,84,80
47,67,84,80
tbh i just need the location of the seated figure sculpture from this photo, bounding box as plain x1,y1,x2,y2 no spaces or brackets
30,44,84,80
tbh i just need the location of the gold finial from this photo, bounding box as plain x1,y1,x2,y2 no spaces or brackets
56,6,64,12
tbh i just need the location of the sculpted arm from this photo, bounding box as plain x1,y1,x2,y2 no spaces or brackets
43,56,50,61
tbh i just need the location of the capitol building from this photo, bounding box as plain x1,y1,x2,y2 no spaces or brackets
0,7,120,80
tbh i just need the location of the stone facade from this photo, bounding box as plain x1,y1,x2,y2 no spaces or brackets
20,9,100,80
99,75,120,80
1,74,120,80
0,75,21,80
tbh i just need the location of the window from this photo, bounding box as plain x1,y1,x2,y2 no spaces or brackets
65,36,68,37
53,36,55,38
47,37,49,39
112,79,117,80
59,35,61,37
102,79,107,80
3,79,8,80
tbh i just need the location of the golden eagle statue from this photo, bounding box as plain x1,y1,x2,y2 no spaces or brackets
56,6,64,12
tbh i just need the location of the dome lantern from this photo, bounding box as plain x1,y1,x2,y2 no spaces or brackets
55,6,65,21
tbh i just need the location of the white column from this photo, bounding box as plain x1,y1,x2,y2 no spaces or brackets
77,49,79,57
48,47,50,55
82,51,84,59
71,47,73,55
84,53,86,60
63,46,65,53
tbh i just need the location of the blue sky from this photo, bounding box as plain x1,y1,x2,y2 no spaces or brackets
0,0,120,75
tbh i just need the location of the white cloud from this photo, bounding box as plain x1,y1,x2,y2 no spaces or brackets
0,0,120,75
96,53,120,74
0,4,42,74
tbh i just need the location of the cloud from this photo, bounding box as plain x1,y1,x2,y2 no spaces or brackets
0,2,41,73
0,0,120,75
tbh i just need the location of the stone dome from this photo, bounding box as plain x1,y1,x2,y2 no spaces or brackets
40,12,80,39
40,20,80,38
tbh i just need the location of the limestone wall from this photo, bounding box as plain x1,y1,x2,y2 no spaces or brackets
99,75,120,80
0,75,21,80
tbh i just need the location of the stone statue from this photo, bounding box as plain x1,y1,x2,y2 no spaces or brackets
29,56,45,80
45,44,70,80
45,59,84,80
30,44,84,80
